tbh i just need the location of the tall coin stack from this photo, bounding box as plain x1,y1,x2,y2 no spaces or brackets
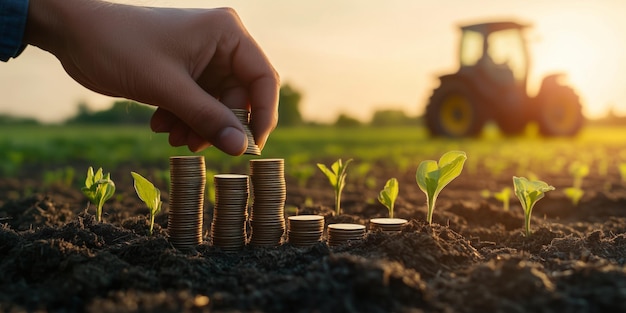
231,109,261,155
287,215,324,247
249,158,286,246
168,156,206,251
327,223,366,247
210,174,249,252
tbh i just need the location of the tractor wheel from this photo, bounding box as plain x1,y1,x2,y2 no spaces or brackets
425,80,485,137
495,94,530,136
535,84,584,137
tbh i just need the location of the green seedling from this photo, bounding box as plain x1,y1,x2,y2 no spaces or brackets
513,176,555,237
354,162,372,181
416,151,467,225
564,187,584,206
619,163,626,183
81,167,115,222
494,187,512,212
569,162,589,189
597,159,609,177
131,172,162,235
378,178,399,218
290,164,316,188
317,158,353,215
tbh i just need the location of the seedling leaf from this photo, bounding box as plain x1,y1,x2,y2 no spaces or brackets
378,178,399,218
81,167,115,222
131,171,162,235
317,159,352,215
564,187,584,206
416,151,467,225
513,176,555,236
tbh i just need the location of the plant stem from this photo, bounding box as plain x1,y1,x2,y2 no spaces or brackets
335,188,341,215
149,214,155,236
524,211,532,236
96,203,103,222
427,198,435,225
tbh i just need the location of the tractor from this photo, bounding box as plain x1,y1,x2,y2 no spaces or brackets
424,21,584,137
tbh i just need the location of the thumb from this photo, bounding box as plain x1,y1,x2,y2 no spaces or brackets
155,71,248,156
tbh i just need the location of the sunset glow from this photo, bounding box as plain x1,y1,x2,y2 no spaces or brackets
1,0,625,123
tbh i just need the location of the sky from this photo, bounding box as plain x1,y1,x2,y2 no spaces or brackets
1,0,625,123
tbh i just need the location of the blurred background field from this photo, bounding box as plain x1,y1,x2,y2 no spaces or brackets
3,123,626,187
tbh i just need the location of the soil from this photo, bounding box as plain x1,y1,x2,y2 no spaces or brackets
2,159,626,313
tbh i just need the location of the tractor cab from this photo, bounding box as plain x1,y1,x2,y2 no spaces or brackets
424,20,584,137
459,22,529,90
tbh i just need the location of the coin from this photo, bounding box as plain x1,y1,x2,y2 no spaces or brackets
327,223,365,246
167,156,206,251
369,218,408,232
247,159,287,247
210,173,250,252
231,109,261,155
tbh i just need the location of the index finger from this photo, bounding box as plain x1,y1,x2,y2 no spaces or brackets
231,36,280,150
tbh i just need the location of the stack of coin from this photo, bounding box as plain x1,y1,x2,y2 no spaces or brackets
287,215,324,247
231,109,261,155
167,156,206,251
249,158,286,246
327,223,366,247
369,218,408,233
210,174,249,252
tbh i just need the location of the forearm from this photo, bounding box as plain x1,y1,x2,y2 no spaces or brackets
24,0,104,55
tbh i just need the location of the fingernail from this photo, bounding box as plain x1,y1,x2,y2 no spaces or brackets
218,127,247,155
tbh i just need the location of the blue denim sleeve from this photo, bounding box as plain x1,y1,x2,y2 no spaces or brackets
0,0,29,62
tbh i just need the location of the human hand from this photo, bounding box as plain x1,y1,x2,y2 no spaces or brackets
25,0,279,155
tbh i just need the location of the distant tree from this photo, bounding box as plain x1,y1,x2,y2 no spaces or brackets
334,113,361,128
370,109,416,127
0,114,39,125
66,100,155,125
278,83,303,127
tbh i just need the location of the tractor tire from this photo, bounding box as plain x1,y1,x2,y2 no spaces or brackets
494,94,530,136
425,80,486,137
535,82,584,137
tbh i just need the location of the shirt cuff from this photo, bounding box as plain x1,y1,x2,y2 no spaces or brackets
0,0,29,62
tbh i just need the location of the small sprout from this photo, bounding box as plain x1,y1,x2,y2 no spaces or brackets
365,177,377,189
290,164,316,188
317,158,353,215
513,176,555,237
619,163,626,183
569,162,589,189
416,151,467,225
354,162,372,181
493,187,512,212
81,167,115,222
564,187,584,206
131,172,162,235
597,159,609,177
378,178,399,218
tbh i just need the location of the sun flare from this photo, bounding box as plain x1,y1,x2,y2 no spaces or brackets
530,10,625,118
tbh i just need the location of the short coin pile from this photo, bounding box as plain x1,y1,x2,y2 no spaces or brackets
287,215,324,247
369,218,408,233
327,223,366,246
211,174,249,252
231,109,261,155
249,158,286,246
167,156,206,251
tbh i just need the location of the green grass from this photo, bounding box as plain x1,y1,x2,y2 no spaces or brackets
2,123,626,180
